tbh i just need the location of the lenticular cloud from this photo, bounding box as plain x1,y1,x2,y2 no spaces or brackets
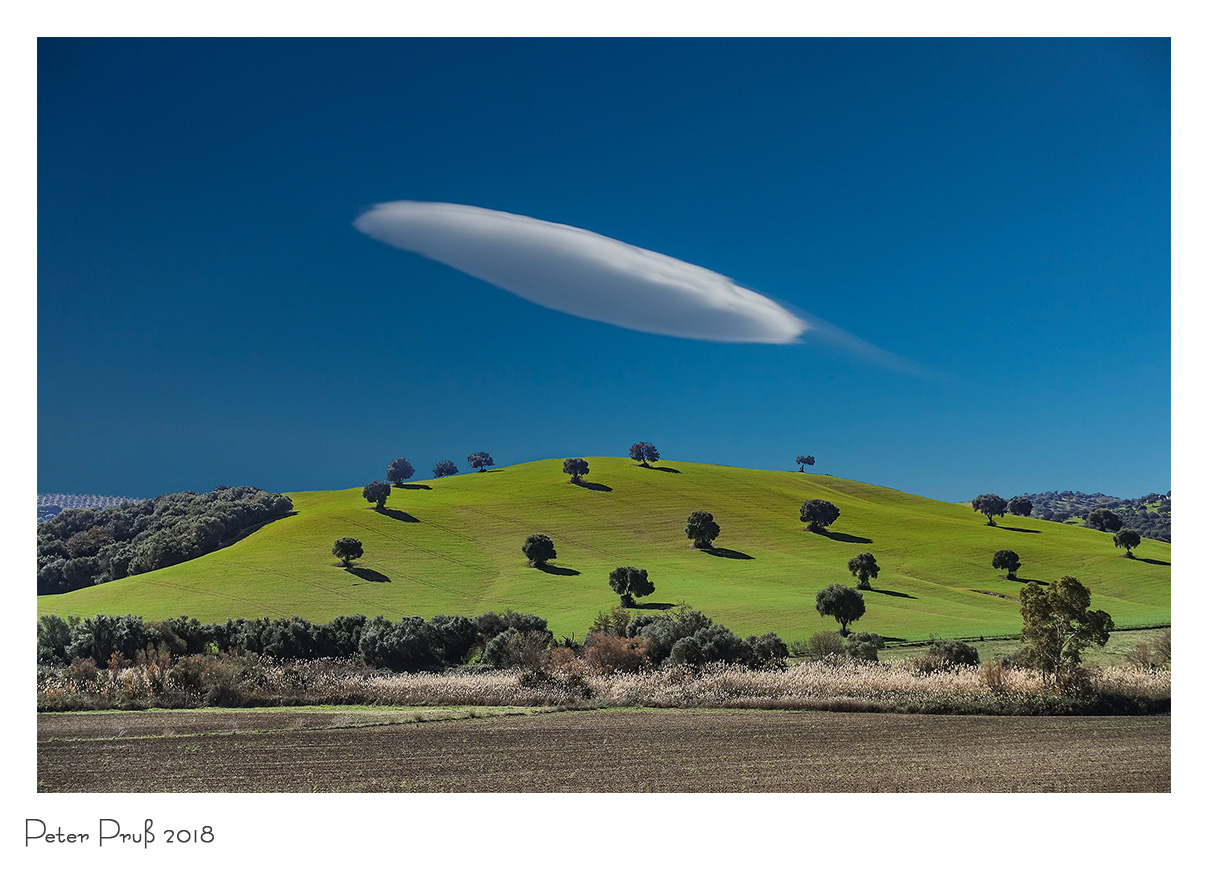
354,201,808,344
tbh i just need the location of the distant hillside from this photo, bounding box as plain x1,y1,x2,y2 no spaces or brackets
37,493,146,522
37,459,1170,645
1022,490,1171,542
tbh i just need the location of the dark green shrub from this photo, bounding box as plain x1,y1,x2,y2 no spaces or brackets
483,628,550,669
845,631,885,662
916,636,981,672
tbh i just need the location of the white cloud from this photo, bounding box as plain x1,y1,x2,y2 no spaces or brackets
353,201,809,344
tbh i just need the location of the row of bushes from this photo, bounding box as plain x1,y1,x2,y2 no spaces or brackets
37,486,294,594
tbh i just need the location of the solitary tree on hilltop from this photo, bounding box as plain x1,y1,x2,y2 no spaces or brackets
800,499,840,532
1113,528,1142,558
1019,575,1114,684
685,510,721,549
816,583,865,636
563,458,590,483
467,451,494,472
609,565,655,608
332,537,363,567
847,552,880,590
433,460,459,478
1008,496,1033,517
1086,508,1123,532
522,533,557,568
992,548,1022,580
386,458,415,487
796,455,816,471
629,442,660,467
972,494,1008,526
362,480,391,511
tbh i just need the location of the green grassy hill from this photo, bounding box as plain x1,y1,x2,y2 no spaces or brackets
36,458,1171,645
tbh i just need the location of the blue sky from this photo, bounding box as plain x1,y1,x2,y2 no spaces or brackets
37,37,1170,502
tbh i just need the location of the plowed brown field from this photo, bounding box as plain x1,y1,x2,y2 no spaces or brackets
38,707,1170,792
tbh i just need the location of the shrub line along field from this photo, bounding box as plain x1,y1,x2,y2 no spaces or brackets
36,458,1171,646
37,707,1170,792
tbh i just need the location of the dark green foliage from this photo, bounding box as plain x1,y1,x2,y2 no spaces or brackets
386,457,415,486
799,499,840,532
362,480,391,509
816,583,865,636
1008,496,1033,517
796,455,815,470
522,533,557,567
685,510,721,548
482,628,550,669
563,457,590,482
1086,508,1123,532
844,631,885,662
620,607,782,669
971,494,1008,526
64,614,153,666
432,460,459,478
475,611,553,650
1024,490,1170,542
847,552,879,590
260,616,316,660
467,451,494,472
36,486,294,594
917,637,980,671
588,606,631,637
745,632,790,669
1113,528,1142,557
332,537,363,566
667,635,704,667
992,548,1021,579
37,614,78,666
790,630,846,661
629,441,660,466
1019,575,1114,685
608,565,653,607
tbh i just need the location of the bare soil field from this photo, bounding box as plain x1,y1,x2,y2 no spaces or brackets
38,707,1170,793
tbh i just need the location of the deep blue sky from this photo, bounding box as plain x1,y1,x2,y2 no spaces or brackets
37,37,1170,502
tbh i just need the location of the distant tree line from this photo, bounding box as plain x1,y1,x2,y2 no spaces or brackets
1019,490,1171,542
36,487,294,595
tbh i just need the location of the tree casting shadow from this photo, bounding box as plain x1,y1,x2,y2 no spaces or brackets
702,547,754,560
536,564,581,576
865,588,917,599
998,525,1041,534
377,507,419,522
638,464,680,473
347,566,391,583
571,480,613,492
815,529,873,544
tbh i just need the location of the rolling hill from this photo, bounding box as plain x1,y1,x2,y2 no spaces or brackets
35,458,1171,645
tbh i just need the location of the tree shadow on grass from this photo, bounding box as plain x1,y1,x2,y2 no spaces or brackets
535,564,581,576
639,465,680,473
571,480,613,492
1005,575,1048,585
998,525,1041,533
865,588,917,599
347,566,390,583
629,601,675,610
393,483,432,490
1137,557,1171,566
702,547,754,560
815,529,873,544
378,507,420,523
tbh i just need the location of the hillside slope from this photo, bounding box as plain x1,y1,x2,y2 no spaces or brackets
36,458,1171,644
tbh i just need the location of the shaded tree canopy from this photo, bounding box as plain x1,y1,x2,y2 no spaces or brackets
815,583,866,636
685,510,721,548
847,552,880,590
563,457,590,483
629,441,660,466
467,451,495,472
386,457,415,486
1019,575,1114,683
332,537,363,567
432,460,459,478
608,565,654,607
800,499,840,532
796,455,815,470
362,480,391,510
1113,528,1142,557
521,533,557,567
1008,496,1033,517
972,494,1008,526
1086,508,1123,532
992,548,1021,579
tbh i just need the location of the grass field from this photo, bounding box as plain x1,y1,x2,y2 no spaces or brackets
37,707,1170,792
36,458,1171,645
